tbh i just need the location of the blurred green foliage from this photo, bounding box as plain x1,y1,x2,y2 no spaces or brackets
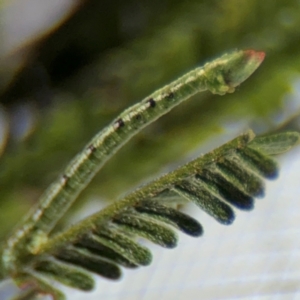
0,0,300,239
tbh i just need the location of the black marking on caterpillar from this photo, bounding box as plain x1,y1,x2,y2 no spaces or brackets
62,175,69,185
134,114,142,121
147,98,156,107
115,118,125,129
88,144,96,153
166,92,175,100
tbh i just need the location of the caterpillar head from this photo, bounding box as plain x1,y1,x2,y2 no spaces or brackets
204,50,265,95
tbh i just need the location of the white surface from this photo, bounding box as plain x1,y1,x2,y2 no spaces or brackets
62,145,300,300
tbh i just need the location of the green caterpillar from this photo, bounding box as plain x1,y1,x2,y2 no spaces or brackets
3,50,264,254
0,50,268,299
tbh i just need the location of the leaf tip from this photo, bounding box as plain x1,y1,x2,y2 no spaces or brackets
204,49,265,95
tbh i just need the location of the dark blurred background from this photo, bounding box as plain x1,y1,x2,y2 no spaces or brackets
0,0,300,241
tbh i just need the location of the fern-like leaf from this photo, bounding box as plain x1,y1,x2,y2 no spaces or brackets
23,130,298,297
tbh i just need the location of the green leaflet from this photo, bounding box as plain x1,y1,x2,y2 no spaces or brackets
74,234,139,268
54,246,121,280
236,146,279,179
113,212,178,248
248,132,300,155
34,259,94,291
173,180,235,225
216,156,265,198
134,200,203,237
195,167,254,210
87,227,152,266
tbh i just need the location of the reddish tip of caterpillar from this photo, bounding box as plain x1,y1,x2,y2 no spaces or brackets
244,50,265,64
223,49,266,88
